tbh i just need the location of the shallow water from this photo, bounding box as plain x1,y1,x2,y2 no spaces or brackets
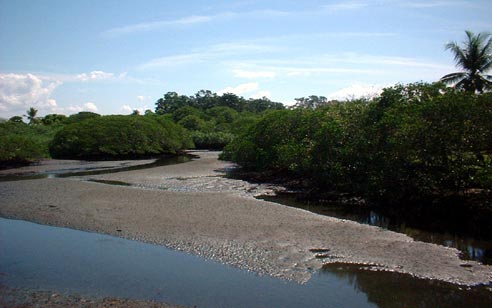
260,194,492,265
1,218,491,308
0,155,192,182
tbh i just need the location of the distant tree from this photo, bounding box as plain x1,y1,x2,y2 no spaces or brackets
440,30,492,93
41,114,67,125
178,115,206,131
131,109,140,116
24,107,38,125
194,90,218,110
245,97,285,113
219,93,245,111
293,95,329,109
155,92,191,114
172,106,202,122
66,111,100,124
8,116,24,123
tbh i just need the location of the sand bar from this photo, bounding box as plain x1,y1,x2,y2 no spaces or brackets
0,151,491,286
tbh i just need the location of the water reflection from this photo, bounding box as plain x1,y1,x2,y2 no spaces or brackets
260,194,492,265
2,218,491,308
0,155,192,182
323,263,492,308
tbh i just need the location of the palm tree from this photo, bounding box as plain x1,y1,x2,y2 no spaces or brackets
440,30,492,93
24,107,38,125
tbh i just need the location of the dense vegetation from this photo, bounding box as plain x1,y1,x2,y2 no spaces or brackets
0,91,283,164
222,82,492,209
155,90,284,149
0,120,58,166
49,115,193,159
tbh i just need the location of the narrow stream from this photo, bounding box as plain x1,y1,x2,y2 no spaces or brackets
1,218,491,308
0,155,193,182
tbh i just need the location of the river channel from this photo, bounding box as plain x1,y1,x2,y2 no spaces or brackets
1,154,492,307
1,218,491,308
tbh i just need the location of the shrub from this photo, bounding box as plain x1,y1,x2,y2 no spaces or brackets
50,115,191,159
192,131,234,150
0,121,55,165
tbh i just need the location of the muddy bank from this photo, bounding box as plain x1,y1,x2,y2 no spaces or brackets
0,285,186,308
0,151,491,286
0,158,156,177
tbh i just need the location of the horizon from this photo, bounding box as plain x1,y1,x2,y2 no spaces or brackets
1,0,491,118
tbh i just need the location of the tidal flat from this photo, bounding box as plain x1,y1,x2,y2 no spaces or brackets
1,151,491,306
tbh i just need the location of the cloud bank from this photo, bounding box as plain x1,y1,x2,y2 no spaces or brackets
0,73,61,117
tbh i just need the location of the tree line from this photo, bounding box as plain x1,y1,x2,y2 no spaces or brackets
221,82,492,209
0,92,285,164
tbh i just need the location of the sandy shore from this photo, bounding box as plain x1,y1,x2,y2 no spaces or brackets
1,151,491,286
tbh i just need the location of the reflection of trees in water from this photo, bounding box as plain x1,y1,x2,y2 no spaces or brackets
323,264,492,308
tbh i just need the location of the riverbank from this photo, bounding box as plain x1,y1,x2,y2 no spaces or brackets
0,285,185,308
1,151,491,287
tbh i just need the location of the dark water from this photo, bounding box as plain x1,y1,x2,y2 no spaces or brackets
260,194,492,265
1,218,491,308
0,155,192,182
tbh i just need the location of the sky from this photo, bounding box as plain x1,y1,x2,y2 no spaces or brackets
1,0,491,118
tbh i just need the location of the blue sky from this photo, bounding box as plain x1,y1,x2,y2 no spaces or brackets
1,0,491,118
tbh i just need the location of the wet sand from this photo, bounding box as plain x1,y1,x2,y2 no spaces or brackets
0,285,185,308
0,151,491,286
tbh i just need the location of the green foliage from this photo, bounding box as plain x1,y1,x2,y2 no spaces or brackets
440,30,492,93
0,121,58,164
8,116,24,123
244,97,285,113
155,90,284,114
65,111,101,124
223,82,492,206
41,114,67,126
293,95,330,109
178,115,207,131
156,91,283,149
192,131,234,150
24,107,39,125
50,115,192,159
172,106,202,122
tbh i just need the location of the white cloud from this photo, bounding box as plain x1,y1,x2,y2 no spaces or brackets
68,102,98,113
210,42,278,54
120,104,149,115
0,73,61,117
138,53,205,69
323,1,368,11
218,82,259,95
102,13,234,37
138,42,277,70
251,90,272,99
76,70,115,82
284,67,381,77
83,102,98,112
136,95,152,103
399,1,475,9
233,69,276,79
327,84,386,100
120,104,133,114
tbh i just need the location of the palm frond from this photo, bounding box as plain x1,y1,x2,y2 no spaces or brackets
440,72,466,84
442,31,492,92
479,36,492,72
454,78,473,92
481,60,492,73
445,41,467,69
